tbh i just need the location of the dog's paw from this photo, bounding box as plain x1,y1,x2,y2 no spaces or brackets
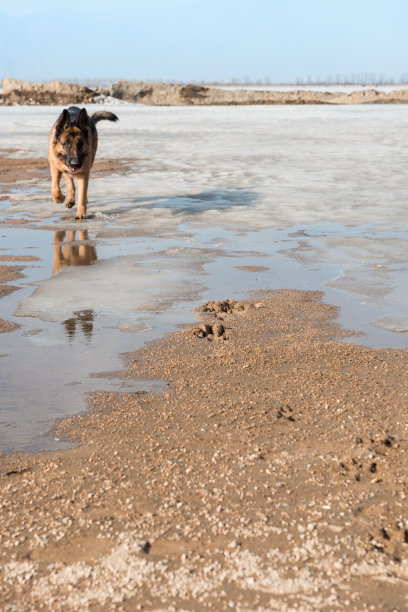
53,192,65,204
75,214,87,220
66,200,75,209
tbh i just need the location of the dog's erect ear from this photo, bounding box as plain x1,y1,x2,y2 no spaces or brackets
54,109,70,141
75,108,89,129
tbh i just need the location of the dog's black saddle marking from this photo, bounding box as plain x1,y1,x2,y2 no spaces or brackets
67,106,82,123
66,106,96,132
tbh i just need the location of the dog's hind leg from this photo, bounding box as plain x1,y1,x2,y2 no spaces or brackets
76,176,89,219
50,164,64,204
64,174,76,208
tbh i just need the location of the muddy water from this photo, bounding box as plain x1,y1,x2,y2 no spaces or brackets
1,105,408,451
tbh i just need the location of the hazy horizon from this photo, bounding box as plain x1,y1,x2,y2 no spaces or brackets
3,76,408,88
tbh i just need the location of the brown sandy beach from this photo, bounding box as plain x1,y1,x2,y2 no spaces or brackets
1,276,408,609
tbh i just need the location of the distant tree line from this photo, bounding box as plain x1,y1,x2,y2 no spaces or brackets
215,73,408,86
58,74,408,87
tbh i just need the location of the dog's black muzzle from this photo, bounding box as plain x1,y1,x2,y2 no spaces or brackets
66,158,82,173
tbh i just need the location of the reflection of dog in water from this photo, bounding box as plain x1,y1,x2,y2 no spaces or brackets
64,309,95,341
48,106,118,219
53,230,97,341
53,230,97,275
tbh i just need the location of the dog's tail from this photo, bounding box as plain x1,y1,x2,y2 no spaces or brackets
91,111,119,124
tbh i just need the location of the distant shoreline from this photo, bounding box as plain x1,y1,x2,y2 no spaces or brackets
2,77,408,106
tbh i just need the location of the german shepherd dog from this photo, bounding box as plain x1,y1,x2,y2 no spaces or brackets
48,106,118,219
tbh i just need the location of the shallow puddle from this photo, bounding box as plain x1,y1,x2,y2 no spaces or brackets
0,225,206,452
1,220,407,452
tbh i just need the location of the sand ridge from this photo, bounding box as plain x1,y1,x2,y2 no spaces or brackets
3,78,408,106
0,153,139,188
1,290,408,610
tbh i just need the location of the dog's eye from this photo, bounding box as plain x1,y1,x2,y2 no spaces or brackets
63,140,71,147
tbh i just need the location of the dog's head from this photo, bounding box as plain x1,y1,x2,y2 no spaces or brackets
53,108,90,174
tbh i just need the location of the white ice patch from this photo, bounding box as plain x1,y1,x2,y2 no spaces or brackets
15,252,203,323
113,321,151,333
371,317,408,333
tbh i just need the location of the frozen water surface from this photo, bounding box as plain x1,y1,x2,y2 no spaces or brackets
0,104,408,451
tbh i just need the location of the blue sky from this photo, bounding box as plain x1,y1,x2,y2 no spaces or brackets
1,0,407,83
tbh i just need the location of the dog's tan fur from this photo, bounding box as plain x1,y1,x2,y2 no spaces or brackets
48,107,118,219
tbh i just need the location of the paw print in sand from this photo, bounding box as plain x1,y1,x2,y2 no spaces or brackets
193,322,226,341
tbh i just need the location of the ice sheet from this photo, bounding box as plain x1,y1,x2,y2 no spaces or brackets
2,104,408,231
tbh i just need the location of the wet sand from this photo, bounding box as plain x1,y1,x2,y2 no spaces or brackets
0,152,136,189
1,288,408,610
0,262,31,333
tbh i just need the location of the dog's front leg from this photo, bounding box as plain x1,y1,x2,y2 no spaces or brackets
76,176,89,219
50,164,64,204
64,174,76,208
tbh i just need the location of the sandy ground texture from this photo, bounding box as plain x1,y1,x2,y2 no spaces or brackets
1,290,408,611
